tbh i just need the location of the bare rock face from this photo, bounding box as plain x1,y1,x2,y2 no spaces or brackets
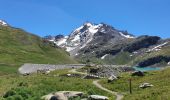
138,56,170,67
123,36,160,53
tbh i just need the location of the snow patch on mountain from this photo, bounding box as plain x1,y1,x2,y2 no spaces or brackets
80,32,95,49
55,36,68,46
168,61,170,65
67,22,103,50
100,28,106,33
119,32,135,38
101,54,108,59
88,23,102,33
72,34,80,42
66,47,75,52
73,26,84,33
0,20,8,26
146,42,169,52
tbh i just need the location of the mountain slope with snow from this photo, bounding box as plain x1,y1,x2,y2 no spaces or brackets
0,20,8,26
52,22,135,54
45,22,170,67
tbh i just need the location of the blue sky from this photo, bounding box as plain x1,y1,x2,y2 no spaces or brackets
0,0,170,38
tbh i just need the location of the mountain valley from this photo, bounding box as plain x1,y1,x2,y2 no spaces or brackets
0,19,170,100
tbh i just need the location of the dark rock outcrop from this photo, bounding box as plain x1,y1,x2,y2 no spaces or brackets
95,48,121,58
55,35,64,40
138,56,170,67
131,71,144,76
124,35,161,53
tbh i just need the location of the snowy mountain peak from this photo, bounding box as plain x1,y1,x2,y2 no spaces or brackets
47,22,136,56
68,22,104,48
0,20,8,26
71,22,102,35
83,22,93,26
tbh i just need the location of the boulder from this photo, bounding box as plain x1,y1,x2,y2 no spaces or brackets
42,91,84,100
67,74,71,76
139,83,153,89
89,68,99,74
41,94,54,100
131,71,144,76
46,70,51,74
88,95,109,100
50,96,59,100
54,92,67,100
23,72,30,76
108,75,118,83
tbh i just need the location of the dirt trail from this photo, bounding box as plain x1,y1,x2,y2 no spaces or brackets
69,69,124,100
93,80,124,100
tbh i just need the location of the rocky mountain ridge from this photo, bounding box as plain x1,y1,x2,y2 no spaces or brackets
45,22,135,55
45,22,170,67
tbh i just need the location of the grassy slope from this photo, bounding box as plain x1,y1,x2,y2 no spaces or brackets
0,69,115,100
100,67,170,100
0,26,76,74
